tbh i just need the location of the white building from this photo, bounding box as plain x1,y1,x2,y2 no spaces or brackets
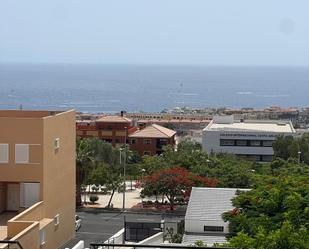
183,187,250,246
202,115,296,162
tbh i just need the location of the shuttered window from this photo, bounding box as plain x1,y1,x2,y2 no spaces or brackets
15,144,29,164
0,144,9,163
20,183,40,208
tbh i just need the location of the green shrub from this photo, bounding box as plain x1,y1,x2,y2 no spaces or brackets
89,195,99,204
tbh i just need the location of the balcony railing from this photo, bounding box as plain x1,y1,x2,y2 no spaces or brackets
0,240,24,249
90,243,234,249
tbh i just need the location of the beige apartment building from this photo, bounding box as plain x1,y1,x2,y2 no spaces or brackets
0,110,75,249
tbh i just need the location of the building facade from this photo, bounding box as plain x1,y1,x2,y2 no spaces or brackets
129,124,176,156
202,116,296,162
0,110,75,249
76,115,176,156
76,115,137,147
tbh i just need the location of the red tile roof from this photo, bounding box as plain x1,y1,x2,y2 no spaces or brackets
129,124,176,138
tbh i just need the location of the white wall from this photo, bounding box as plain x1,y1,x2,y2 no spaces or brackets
137,232,163,245
202,130,275,156
185,219,228,234
104,228,124,244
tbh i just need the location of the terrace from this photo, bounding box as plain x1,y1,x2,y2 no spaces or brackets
0,212,17,241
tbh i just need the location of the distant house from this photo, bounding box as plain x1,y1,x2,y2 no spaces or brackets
183,187,249,246
76,115,176,156
76,115,137,146
129,124,176,156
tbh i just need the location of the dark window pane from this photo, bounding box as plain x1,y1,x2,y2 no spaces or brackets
204,226,224,232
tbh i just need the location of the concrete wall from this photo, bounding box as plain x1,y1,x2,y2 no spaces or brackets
202,130,275,156
9,202,44,222
185,219,229,234
137,232,163,245
42,110,76,249
10,222,40,249
0,116,43,183
104,228,124,244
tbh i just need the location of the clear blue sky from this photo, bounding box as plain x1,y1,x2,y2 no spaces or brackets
0,0,308,65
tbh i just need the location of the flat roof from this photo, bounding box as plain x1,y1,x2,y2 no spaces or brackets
138,119,210,124
186,187,250,222
0,110,72,119
204,120,295,133
96,115,132,123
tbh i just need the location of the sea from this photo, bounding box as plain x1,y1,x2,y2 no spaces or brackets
0,63,308,113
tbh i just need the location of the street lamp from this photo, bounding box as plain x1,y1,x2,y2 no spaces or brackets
298,151,301,164
122,127,127,211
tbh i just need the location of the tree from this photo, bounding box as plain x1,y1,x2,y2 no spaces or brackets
222,176,309,249
273,134,309,164
140,167,217,210
273,135,295,160
77,137,126,207
139,140,257,189
76,137,94,206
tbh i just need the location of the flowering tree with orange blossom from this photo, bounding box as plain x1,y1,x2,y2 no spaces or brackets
140,167,217,210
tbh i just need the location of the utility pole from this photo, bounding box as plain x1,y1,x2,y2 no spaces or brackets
122,127,127,211
298,143,301,164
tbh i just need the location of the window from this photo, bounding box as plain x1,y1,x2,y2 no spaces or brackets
144,139,151,145
220,139,234,146
143,151,151,156
39,230,45,246
115,139,120,144
247,155,261,161
236,154,248,160
204,226,224,232
235,140,248,146
107,125,113,130
262,155,273,162
54,138,60,149
158,138,167,145
15,144,29,164
262,140,273,147
131,139,137,145
20,183,40,208
250,140,261,147
0,144,9,163
54,214,60,226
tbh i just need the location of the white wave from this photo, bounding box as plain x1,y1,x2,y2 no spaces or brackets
237,91,253,95
168,92,199,96
106,99,120,102
259,94,290,98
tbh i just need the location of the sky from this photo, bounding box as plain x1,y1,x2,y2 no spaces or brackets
0,0,308,66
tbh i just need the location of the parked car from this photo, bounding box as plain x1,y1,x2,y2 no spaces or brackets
75,215,82,231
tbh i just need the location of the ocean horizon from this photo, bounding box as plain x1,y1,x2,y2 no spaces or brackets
1,63,309,113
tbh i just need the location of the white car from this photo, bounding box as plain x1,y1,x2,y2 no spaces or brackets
75,215,82,231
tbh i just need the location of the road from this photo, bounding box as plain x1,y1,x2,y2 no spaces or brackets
61,211,184,249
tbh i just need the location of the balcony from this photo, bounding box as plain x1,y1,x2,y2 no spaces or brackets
0,202,50,249
0,212,17,240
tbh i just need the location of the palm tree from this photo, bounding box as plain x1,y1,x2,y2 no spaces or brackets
76,137,93,206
